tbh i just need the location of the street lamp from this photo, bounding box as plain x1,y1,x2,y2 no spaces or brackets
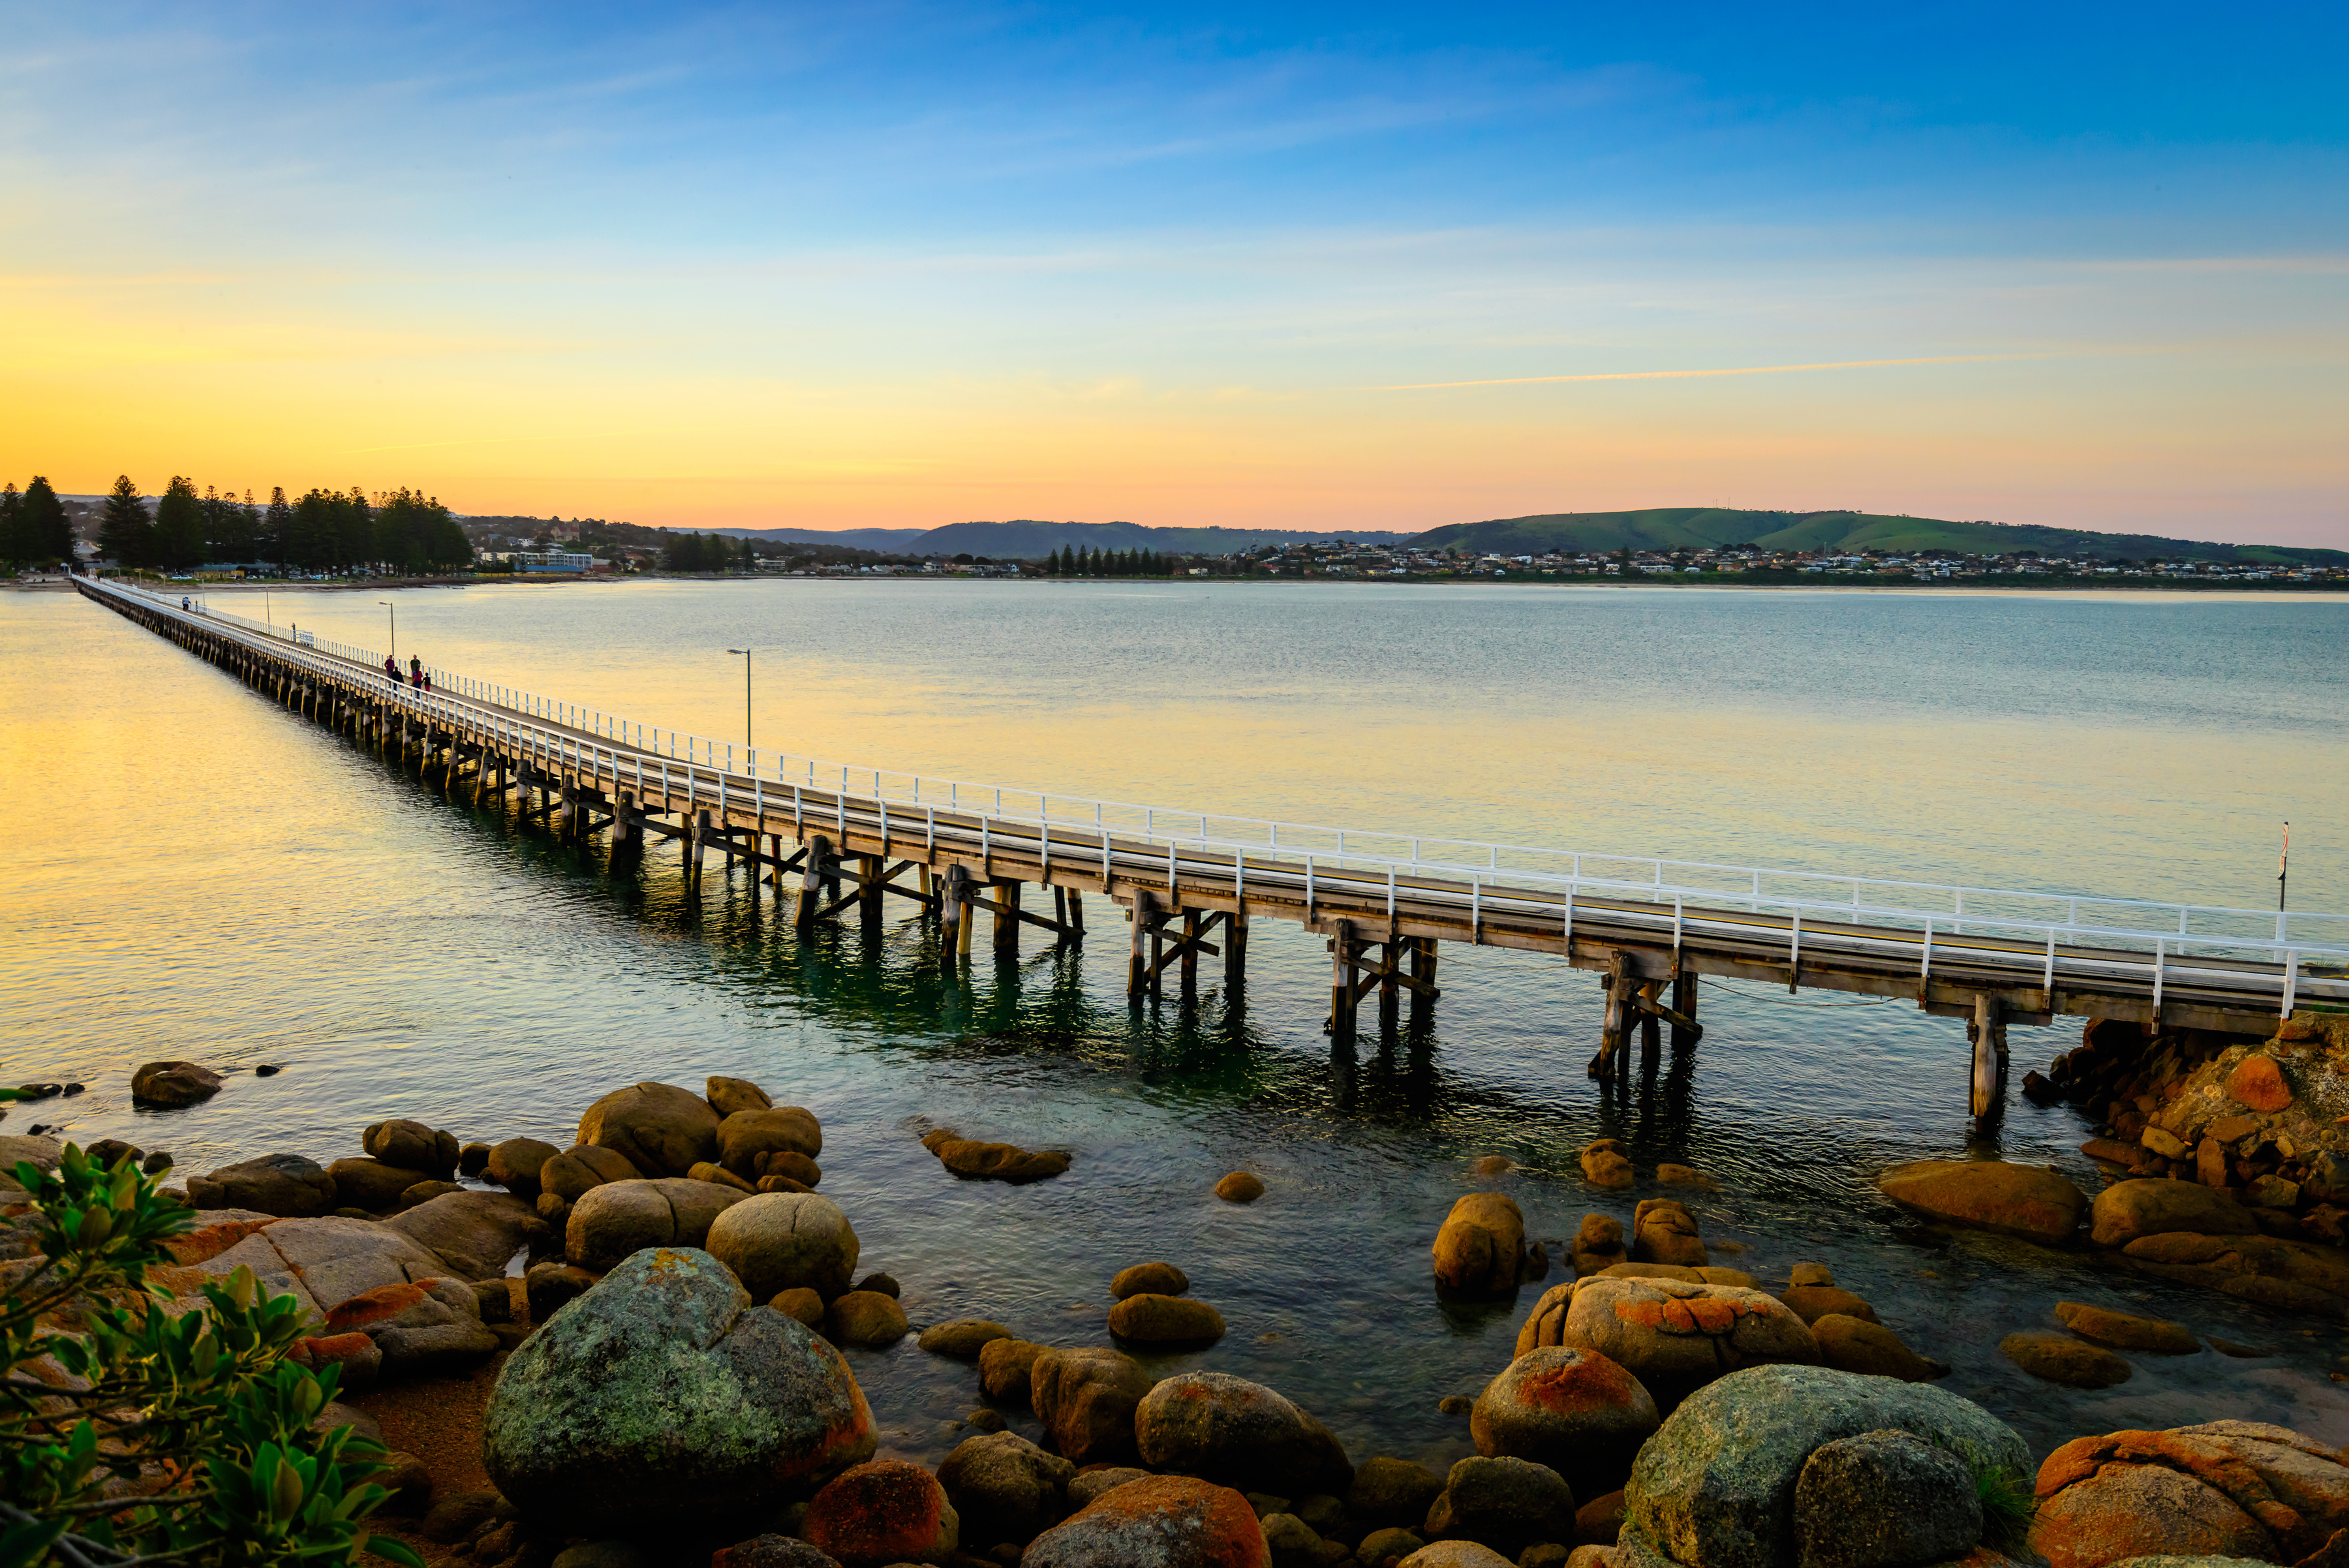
727,649,752,748
378,601,395,662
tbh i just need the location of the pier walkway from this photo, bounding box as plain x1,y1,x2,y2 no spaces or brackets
81,577,2349,1119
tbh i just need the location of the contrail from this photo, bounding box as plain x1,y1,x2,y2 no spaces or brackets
1374,352,2042,391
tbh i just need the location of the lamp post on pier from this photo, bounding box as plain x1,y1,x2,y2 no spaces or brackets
379,601,395,663
727,649,752,748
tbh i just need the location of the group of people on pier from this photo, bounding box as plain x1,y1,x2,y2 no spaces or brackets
382,653,433,692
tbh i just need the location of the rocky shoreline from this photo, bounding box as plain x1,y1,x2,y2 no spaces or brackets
10,1017,2349,1568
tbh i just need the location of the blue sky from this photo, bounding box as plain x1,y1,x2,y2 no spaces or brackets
5,2,2344,538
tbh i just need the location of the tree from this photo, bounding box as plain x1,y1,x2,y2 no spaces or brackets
154,476,204,570
96,475,149,568
0,482,21,565
260,487,292,564
0,1124,424,1567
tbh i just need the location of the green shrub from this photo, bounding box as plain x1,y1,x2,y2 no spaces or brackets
0,1112,422,1567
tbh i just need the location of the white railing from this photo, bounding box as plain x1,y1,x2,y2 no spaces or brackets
101,578,2349,1013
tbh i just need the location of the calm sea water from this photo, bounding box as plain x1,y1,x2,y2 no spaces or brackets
5,580,2348,1471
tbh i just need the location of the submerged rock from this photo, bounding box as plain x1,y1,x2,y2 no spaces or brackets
2053,1300,2199,1355
1582,1141,1635,1189
131,1060,222,1107
1434,1193,1528,1295
483,1247,876,1531
1216,1172,1266,1203
1108,1293,1226,1345
2090,1179,2258,1248
1876,1159,2087,1246
1113,1261,1190,1299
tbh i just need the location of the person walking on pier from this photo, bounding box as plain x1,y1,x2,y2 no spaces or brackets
383,654,400,683
408,654,423,688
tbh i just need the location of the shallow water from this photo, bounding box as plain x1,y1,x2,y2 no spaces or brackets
5,580,2349,1474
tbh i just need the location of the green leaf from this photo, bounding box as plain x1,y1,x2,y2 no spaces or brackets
0,1518,67,1568
361,1533,428,1567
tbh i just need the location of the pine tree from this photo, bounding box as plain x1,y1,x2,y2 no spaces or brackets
97,475,148,568
154,476,204,568
0,482,20,565
263,487,292,563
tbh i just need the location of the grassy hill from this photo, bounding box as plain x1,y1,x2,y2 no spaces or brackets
1409,508,2348,566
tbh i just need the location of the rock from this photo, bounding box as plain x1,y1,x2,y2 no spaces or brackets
1475,1155,1516,1176
2053,1300,2198,1354
1629,1201,1707,1268
84,1138,140,1169
2119,1229,2349,1312
1573,1216,1627,1278
141,1150,173,1175
564,1175,749,1272
758,1150,825,1188
459,1141,492,1176
1136,1371,1353,1499
940,1430,1077,1545
1559,1276,1819,1409
363,1119,458,1177
802,1458,959,1567
1218,1172,1267,1203
2226,1054,2294,1113
386,1190,548,1280
922,1319,1014,1357
825,1290,908,1348
936,1139,1072,1184
1877,1159,2087,1246
395,1180,463,1210
1581,1141,1635,1189
1777,1284,1878,1325
970,1407,1008,1433
286,1330,384,1392
525,1261,597,1321
1576,1490,1626,1545
1655,1165,1713,1190
2033,1421,2349,1568
540,1143,642,1202
1471,1347,1659,1492
1424,1456,1575,1558
707,1192,862,1301
1400,1543,1514,1567
1787,1264,1835,1287
1811,1315,1942,1382
1360,1527,1429,1562
1435,1193,1528,1295
195,1215,449,1321
760,1174,816,1195
1114,1261,1191,1299
346,1278,502,1375
130,1060,221,1107
1069,1468,1151,1509
1792,1428,1981,1568
419,1488,504,1543
1621,1365,2027,1568
709,1075,775,1118
2001,1330,2132,1388
1351,1457,1449,1529
720,1107,827,1178
1526,1242,1555,1282
486,1137,561,1197
854,1273,898,1299
773,1287,827,1327
577,1081,725,1177
483,1247,876,1531
1440,1395,1475,1417
981,1338,1048,1405
2249,1175,2303,1210
1110,1293,1227,1345
374,1447,433,1514
692,1160,761,1194
2143,1126,2190,1161
710,1538,841,1568
472,1279,515,1322
537,1191,572,1227
186,1153,337,1217
1032,1346,1157,1467
326,1156,437,1212
2091,1180,2258,1248
1024,1475,1270,1567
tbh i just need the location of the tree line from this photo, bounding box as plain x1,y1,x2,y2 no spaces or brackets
1046,545,1184,576
659,532,756,572
0,478,76,568
90,475,471,573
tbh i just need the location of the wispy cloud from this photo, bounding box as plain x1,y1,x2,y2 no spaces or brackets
1372,353,2051,391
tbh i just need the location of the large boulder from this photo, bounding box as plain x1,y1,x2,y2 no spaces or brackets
939,1430,1076,1546
801,1458,959,1567
333,1278,500,1375
577,1082,724,1177
719,1107,826,1179
1621,1365,2027,1568
326,1157,437,1212
2119,1229,2349,1314
1877,1159,2087,1245
1793,1429,1980,1568
1518,1282,1578,1357
385,1190,548,1281
981,1338,1048,1406
1471,1346,1659,1492
919,1319,1012,1359
2032,1421,2349,1568
1032,1347,1157,1467
1107,1293,1226,1345
2091,1179,2258,1249
707,1192,861,1302
564,1176,748,1273
1425,1455,1576,1558
1113,1262,1190,1300
1810,1316,1942,1383
1630,1201,1708,1268
194,1216,450,1322
707,1076,774,1118
1352,1456,1449,1528
931,1137,1071,1184
131,1060,221,1107
1561,1278,1819,1410
1134,1372,1353,1499
187,1153,337,1217
485,1137,561,1198
482,1247,876,1531
363,1119,459,1178
1022,1475,1270,1568
1435,1193,1528,1295
1573,1215,1628,1278
540,1143,641,1203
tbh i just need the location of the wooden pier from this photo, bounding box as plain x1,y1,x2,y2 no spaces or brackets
82,579,2349,1120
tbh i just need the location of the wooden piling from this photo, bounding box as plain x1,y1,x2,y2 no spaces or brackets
1128,888,1153,998
1227,906,1249,991
995,880,1020,955
797,833,831,927
1639,979,1663,1062
1971,994,2006,1118
861,855,883,931
940,863,964,965
1328,919,1359,1045
1180,911,1200,996
1670,965,1699,1050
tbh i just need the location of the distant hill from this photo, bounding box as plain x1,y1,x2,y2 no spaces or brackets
1408,508,2349,565
709,519,1410,558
